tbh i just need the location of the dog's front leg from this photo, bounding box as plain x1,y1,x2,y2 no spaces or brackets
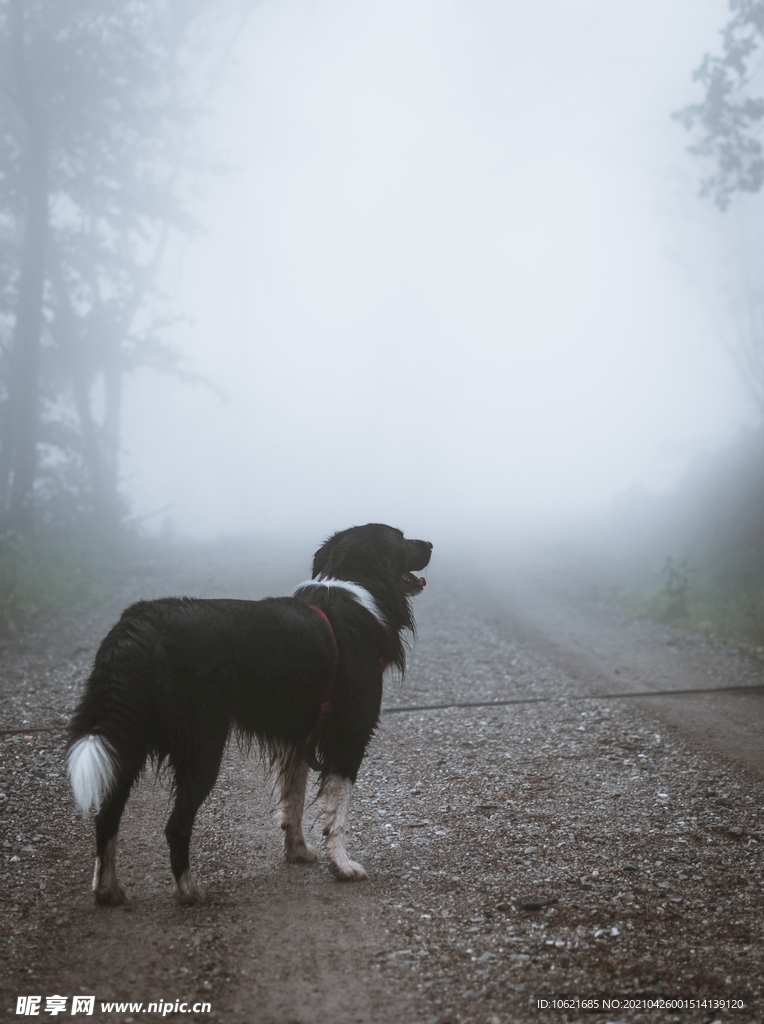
277,755,317,863
321,774,367,881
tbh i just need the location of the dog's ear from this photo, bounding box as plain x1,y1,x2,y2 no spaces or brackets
312,532,381,579
312,546,329,579
312,532,340,578
355,541,380,567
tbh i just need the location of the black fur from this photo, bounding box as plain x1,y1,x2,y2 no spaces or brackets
68,523,432,901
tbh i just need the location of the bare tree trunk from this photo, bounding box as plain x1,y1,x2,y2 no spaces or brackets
3,1,49,533
102,347,122,519
47,262,110,517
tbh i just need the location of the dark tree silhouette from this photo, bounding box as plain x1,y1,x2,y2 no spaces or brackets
675,2,764,419
0,0,242,534
674,0,764,211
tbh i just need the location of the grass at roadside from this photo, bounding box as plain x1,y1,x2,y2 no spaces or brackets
0,529,133,634
617,554,764,650
605,427,764,650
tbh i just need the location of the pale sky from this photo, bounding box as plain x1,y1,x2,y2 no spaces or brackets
121,0,749,539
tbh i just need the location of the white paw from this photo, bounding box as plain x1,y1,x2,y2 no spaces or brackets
175,871,208,905
94,883,126,906
329,857,368,881
285,841,318,863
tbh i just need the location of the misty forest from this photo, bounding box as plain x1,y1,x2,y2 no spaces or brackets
2,1,764,1021
2,0,764,644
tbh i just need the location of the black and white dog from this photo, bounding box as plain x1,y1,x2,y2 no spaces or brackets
67,524,432,904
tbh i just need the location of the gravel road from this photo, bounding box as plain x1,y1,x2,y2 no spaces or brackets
1,541,763,1024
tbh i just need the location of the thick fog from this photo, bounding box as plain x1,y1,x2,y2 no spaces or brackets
120,0,747,540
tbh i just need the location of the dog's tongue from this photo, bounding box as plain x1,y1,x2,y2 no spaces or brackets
403,571,426,593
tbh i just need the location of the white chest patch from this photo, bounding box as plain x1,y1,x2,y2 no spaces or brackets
292,577,385,627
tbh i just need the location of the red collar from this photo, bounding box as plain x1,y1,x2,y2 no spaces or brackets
309,604,336,651
303,606,339,771
303,604,389,771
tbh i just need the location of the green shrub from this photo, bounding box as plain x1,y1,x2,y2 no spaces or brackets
0,529,121,632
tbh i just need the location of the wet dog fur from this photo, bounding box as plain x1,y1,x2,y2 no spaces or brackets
67,524,432,904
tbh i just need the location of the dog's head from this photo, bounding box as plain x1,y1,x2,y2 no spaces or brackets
312,524,432,598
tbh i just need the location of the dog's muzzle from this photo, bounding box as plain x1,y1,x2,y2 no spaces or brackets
402,539,432,595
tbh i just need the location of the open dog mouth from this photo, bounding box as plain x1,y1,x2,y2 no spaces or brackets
402,570,427,596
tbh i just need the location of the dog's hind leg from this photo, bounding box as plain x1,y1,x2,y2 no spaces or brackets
321,773,367,881
93,759,143,906
275,752,317,863
166,734,225,905
94,788,130,905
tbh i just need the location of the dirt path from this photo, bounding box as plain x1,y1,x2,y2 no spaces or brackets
1,542,763,1024
469,551,764,774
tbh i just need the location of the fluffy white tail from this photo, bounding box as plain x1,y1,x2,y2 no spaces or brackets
67,735,116,816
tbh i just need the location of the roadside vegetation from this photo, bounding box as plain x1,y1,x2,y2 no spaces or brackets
611,427,764,648
646,1,764,648
0,527,133,632
0,532,111,626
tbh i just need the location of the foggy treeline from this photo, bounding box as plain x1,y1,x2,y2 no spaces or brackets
0,1,240,536
2,0,764,641
613,0,764,647
0,0,248,621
